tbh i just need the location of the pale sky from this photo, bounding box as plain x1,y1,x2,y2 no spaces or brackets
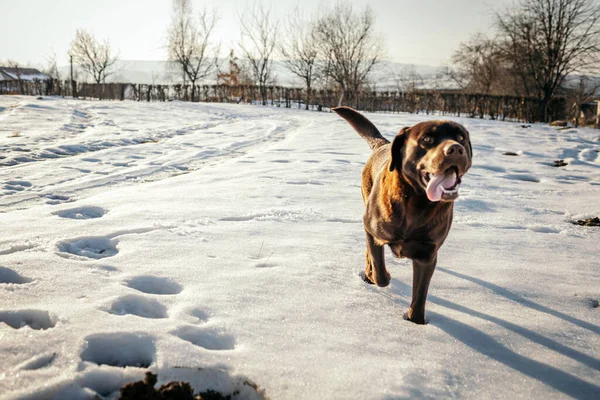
0,0,512,68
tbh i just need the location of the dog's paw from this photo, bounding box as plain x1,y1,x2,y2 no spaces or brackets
375,271,391,287
403,310,427,325
359,271,375,285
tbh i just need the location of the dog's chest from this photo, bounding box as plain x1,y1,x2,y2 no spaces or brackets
370,206,452,247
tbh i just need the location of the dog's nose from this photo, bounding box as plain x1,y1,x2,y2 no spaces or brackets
444,143,465,156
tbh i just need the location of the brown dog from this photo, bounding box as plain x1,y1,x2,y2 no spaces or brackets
333,107,472,324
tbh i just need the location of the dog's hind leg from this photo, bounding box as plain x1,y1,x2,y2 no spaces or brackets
361,251,375,284
363,232,390,287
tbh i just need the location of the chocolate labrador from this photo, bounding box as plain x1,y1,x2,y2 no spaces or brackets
333,107,472,324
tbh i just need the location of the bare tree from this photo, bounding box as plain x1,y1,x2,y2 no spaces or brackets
392,65,424,93
44,51,61,81
496,0,600,121
44,51,62,95
391,65,424,113
315,2,385,107
279,9,321,110
452,33,503,95
167,0,219,101
68,29,118,84
439,65,470,91
150,70,161,86
238,3,279,105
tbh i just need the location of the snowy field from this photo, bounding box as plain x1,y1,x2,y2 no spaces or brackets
0,96,599,400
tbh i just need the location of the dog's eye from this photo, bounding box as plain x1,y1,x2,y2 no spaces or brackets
457,134,465,142
422,136,432,144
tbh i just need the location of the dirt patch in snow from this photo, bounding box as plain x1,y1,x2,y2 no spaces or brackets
572,217,600,227
119,372,263,400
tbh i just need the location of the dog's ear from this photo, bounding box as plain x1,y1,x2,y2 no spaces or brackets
389,127,409,172
466,134,473,158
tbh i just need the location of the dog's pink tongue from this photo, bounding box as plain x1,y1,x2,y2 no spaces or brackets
426,170,457,202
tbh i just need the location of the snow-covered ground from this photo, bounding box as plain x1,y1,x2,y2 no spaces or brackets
0,96,599,400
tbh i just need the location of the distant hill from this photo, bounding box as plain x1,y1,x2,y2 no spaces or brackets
58,59,458,90
53,59,600,96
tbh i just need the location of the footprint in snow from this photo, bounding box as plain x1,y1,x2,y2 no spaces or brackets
503,173,540,183
255,261,276,268
327,218,361,224
3,180,32,192
527,225,561,234
171,326,236,350
556,174,589,182
286,180,324,185
124,275,183,295
56,236,119,260
0,266,33,284
42,193,75,205
579,148,599,163
189,307,210,323
56,228,159,260
474,164,506,173
455,198,496,213
53,206,106,220
107,294,168,319
0,309,57,330
220,215,255,222
80,332,155,368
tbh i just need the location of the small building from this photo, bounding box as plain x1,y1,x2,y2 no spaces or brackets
0,67,49,82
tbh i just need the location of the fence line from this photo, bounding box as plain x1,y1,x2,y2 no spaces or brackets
0,79,566,122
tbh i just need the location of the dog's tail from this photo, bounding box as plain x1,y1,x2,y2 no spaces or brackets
332,106,390,151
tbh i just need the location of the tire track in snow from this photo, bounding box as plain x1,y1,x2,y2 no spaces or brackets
0,112,298,212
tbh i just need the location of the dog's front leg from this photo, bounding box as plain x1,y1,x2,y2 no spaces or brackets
364,231,390,287
405,257,437,324
401,242,438,324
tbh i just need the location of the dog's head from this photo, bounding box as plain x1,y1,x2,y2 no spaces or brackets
390,121,472,202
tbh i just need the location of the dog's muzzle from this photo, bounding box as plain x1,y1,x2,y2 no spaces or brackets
421,167,461,202
420,142,470,202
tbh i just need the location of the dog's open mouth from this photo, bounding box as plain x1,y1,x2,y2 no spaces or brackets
421,167,462,202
